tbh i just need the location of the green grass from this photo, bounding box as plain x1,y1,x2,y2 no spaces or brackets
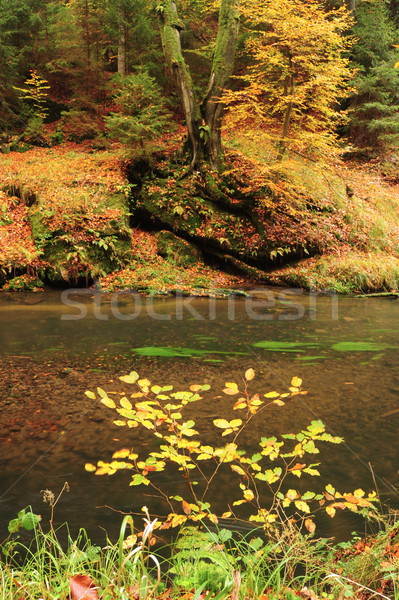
3,511,399,600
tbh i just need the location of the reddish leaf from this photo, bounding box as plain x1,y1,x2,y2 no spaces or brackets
69,574,99,600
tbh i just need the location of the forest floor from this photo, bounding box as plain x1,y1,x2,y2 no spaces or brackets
1,133,399,294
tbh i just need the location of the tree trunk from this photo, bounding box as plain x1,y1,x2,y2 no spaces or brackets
345,0,357,12
157,0,203,168
156,0,240,170
202,0,240,169
117,21,128,75
277,58,295,161
84,0,91,68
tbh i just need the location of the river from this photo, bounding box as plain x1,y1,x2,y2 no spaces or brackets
0,288,398,543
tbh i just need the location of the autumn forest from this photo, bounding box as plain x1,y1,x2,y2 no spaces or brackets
4,3,399,599
1,0,399,293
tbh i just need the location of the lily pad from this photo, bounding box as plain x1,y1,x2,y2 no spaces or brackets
330,342,395,352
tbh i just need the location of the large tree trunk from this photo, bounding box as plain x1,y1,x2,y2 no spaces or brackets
156,0,240,170
157,1,203,168
202,0,240,169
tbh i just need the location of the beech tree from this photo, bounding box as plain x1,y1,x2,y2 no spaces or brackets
222,0,353,158
155,0,240,169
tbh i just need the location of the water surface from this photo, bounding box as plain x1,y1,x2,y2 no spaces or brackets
0,289,398,542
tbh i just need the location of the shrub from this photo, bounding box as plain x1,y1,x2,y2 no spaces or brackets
105,71,173,148
85,370,378,535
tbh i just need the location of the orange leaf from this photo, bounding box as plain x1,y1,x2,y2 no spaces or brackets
69,574,99,600
304,518,316,534
182,500,192,515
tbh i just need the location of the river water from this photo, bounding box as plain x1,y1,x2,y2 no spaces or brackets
0,288,398,543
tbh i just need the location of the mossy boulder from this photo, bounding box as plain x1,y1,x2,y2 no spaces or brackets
156,230,203,267
137,175,257,257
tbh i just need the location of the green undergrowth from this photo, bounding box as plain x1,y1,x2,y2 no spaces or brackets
2,506,399,600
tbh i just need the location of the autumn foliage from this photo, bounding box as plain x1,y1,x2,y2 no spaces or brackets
85,370,378,534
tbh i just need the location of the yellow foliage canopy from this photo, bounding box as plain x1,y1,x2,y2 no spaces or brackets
224,0,354,155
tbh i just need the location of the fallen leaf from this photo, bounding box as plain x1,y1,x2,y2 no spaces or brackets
69,574,99,600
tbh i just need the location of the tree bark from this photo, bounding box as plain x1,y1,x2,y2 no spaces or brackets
202,0,240,169
117,21,128,75
156,0,240,171
345,0,357,12
277,57,295,161
156,0,203,168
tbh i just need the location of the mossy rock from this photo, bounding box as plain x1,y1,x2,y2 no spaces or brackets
138,176,256,257
156,230,203,267
2,275,43,291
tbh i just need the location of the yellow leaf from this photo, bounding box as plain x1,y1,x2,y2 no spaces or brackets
273,399,285,406
286,489,299,501
84,463,96,472
326,506,336,518
190,384,202,392
138,379,151,387
225,381,239,390
221,511,232,518
231,464,246,475
222,428,234,436
113,420,127,426
233,399,247,410
213,419,230,429
245,368,255,381
264,391,280,399
224,388,240,396
291,377,302,388
112,448,130,459
244,489,255,501
230,419,243,428
295,500,310,513
120,397,133,410
101,397,116,409
395,60,399,69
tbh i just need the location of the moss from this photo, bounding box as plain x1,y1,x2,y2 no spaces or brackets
266,252,399,293
1,274,44,292
156,230,203,267
138,174,257,257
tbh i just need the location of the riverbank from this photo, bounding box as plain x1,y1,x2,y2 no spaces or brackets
1,137,399,294
1,497,398,599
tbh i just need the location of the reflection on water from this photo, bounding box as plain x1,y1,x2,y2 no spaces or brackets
0,288,398,543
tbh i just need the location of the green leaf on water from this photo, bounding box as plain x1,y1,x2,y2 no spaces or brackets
252,341,319,352
331,342,394,352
